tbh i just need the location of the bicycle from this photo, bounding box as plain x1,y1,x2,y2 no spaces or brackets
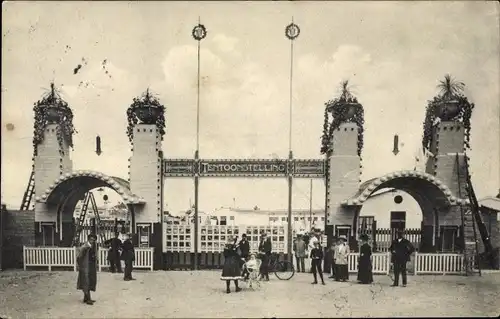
259,253,295,280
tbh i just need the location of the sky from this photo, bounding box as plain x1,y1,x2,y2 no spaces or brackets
2,1,499,215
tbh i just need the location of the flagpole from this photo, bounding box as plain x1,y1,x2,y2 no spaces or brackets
192,19,207,271
285,18,300,263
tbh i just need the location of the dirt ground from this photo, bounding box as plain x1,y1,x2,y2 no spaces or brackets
0,270,499,318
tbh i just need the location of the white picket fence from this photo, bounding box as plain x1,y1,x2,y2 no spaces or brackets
23,246,154,271
413,253,465,275
343,252,465,275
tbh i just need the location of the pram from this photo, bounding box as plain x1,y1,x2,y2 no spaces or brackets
242,256,262,289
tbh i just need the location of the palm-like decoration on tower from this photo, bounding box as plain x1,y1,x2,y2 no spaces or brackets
422,74,474,151
33,83,76,156
126,89,166,143
320,80,365,156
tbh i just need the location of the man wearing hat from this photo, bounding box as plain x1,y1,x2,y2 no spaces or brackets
334,235,350,281
104,232,122,273
389,230,415,287
76,234,98,305
258,232,272,281
121,233,136,281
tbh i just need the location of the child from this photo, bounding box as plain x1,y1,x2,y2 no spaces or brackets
244,254,261,288
327,240,337,279
310,241,325,285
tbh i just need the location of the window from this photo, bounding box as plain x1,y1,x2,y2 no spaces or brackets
335,225,351,239
321,217,325,221
41,223,55,246
281,217,286,222
358,216,375,238
440,226,458,252
294,217,299,221
390,211,406,231
313,217,318,221
229,216,234,221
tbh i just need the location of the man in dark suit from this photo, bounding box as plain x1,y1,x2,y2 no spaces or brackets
104,232,122,273
258,233,272,281
121,233,135,281
239,234,251,280
389,230,415,287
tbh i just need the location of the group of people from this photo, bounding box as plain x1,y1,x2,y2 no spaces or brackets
76,232,136,305
294,229,415,287
220,232,273,293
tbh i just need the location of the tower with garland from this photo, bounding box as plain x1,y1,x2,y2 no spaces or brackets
127,89,165,248
421,75,476,249
33,83,76,244
320,81,365,246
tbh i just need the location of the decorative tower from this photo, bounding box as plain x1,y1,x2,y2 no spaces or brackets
321,81,365,247
127,90,165,252
422,74,474,249
33,83,75,245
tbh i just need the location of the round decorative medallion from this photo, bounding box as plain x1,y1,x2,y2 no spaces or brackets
192,24,207,41
285,22,300,40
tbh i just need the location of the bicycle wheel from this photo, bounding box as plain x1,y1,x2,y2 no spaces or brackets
274,261,295,280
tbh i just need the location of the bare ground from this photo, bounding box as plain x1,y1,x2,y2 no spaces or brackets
0,270,499,318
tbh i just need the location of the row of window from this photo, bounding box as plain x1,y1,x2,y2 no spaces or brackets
269,216,325,222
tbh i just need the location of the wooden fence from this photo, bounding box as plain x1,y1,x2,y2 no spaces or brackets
414,253,464,275
77,220,127,245
373,228,421,252
164,225,288,254
23,246,154,271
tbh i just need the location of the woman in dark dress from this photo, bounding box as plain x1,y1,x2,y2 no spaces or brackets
357,234,374,284
220,236,242,293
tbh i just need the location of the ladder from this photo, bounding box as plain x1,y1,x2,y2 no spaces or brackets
71,192,107,246
20,170,35,211
456,153,495,275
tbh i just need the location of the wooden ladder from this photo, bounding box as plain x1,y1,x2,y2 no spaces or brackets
20,170,35,211
456,153,494,275
71,192,107,246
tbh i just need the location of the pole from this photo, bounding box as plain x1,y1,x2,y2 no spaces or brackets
285,18,300,263
192,19,207,271
309,179,313,230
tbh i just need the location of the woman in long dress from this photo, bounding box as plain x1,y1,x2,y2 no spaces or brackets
221,236,242,293
357,234,374,284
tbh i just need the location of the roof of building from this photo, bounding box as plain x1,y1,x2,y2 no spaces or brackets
479,196,500,212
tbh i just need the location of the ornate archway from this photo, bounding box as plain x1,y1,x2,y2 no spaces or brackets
35,170,145,245
340,170,469,252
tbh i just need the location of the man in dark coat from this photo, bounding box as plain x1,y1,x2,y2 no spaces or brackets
121,233,135,281
238,234,251,280
76,234,98,305
389,230,415,287
104,232,122,273
258,233,272,281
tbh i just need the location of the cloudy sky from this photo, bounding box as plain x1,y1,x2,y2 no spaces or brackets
2,1,499,215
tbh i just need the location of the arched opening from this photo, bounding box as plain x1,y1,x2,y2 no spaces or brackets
35,170,145,246
340,170,467,253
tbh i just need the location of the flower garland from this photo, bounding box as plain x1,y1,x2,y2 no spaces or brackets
126,90,166,144
320,81,365,156
32,84,76,156
422,94,474,151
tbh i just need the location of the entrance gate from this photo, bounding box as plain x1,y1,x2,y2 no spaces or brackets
163,157,326,268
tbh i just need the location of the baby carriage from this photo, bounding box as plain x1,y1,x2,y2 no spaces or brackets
242,255,262,289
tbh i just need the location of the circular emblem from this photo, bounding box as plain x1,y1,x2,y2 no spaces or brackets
192,24,207,41
285,22,300,40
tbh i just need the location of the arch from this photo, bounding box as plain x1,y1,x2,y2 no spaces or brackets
35,170,145,206
341,170,469,207
339,170,470,252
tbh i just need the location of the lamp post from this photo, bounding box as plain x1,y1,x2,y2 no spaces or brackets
192,18,207,270
285,18,300,263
